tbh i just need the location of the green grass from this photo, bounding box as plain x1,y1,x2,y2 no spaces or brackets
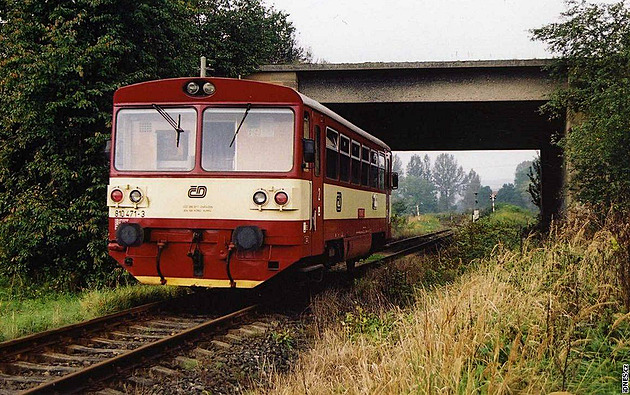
0,282,183,341
392,213,445,239
484,203,537,226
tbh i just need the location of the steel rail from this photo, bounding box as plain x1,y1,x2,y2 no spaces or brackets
297,230,453,274
21,304,257,395
0,300,167,360
382,229,452,250
376,230,453,262
359,229,454,269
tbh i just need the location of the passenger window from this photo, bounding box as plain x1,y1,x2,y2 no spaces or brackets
370,150,378,188
326,128,339,180
315,125,321,177
351,141,361,184
339,135,350,182
361,146,370,186
303,112,310,139
378,153,386,190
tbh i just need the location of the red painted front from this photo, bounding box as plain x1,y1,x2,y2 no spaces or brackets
108,219,306,283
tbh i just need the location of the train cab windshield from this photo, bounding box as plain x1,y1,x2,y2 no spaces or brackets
115,108,197,171
202,108,294,172
114,107,295,173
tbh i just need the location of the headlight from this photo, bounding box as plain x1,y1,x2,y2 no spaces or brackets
203,82,216,95
129,189,143,203
253,191,267,205
186,82,199,95
116,223,145,247
232,226,264,251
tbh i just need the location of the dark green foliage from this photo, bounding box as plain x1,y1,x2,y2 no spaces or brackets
393,154,439,215
193,0,309,77
528,156,542,210
455,204,534,263
515,159,539,211
0,0,305,289
532,1,630,213
496,183,525,207
398,175,438,214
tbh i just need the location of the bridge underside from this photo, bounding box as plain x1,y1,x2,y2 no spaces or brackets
247,61,565,223
323,101,565,222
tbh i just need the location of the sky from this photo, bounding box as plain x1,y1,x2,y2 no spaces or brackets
264,0,572,63
262,0,617,189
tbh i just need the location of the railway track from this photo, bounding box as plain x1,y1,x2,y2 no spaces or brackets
0,300,257,394
0,230,452,394
379,229,453,261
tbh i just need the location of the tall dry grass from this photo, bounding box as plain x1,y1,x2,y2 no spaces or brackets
265,210,630,394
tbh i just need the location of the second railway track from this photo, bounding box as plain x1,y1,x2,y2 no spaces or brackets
0,230,453,394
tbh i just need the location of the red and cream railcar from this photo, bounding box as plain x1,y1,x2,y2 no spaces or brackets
107,77,394,288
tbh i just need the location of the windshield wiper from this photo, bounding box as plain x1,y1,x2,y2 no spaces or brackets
152,104,184,147
229,103,251,147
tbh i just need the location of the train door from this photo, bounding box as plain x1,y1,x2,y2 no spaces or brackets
310,114,325,255
386,153,392,238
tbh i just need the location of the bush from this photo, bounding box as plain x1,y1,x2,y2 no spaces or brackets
533,2,630,213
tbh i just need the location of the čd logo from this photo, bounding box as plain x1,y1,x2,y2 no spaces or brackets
188,186,207,198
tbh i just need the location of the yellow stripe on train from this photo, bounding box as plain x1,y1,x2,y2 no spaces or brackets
135,276,263,288
323,183,387,220
107,177,311,221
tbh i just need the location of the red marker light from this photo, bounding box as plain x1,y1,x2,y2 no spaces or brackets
110,189,124,203
274,191,289,205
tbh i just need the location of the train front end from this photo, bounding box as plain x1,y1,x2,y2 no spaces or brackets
107,78,310,288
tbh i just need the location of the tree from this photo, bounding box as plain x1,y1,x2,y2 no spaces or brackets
400,176,438,214
193,0,310,77
533,1,630,212
432,153,467,212
496,183,525,207
528,156,542,210
392,154,403,175
406,154,431,181
0,0,305,288
461,169,481,211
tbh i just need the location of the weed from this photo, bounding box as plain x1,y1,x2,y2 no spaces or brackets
341,306,396,342
272,329,296,349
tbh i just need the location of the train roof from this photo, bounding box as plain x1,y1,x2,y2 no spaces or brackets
114,77,390,151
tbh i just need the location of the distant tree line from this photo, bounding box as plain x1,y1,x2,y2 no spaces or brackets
0,0,308,289
392,153,540,216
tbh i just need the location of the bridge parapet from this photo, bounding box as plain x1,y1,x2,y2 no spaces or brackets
247,59,558,103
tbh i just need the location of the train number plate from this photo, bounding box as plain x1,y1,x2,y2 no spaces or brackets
113,209,146,218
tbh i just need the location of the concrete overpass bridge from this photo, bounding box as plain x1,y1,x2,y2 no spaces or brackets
246,59,565,222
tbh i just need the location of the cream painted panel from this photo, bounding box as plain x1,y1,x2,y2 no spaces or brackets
108,177,311,221
323,183,386,220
